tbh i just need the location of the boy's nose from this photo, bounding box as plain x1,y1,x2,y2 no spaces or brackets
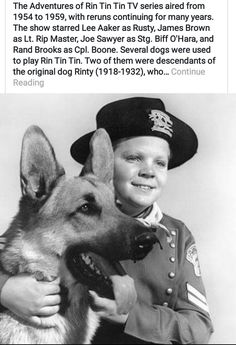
139,165,155,178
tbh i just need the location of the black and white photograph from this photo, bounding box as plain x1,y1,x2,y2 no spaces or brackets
0,94,235,344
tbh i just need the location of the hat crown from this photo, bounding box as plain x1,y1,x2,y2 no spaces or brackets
70,97,198,169
96,97,166,126
96,97,171,140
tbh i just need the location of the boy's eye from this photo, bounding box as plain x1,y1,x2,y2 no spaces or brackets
125,155,141,162
155,160,167,168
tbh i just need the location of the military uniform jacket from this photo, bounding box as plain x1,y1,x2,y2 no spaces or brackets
93,204,214,344
122,209,213,344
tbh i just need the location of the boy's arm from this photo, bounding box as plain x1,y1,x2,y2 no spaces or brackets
0,236,61,321
125,293,213,344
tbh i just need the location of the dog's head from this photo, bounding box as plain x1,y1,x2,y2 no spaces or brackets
16,126,159,298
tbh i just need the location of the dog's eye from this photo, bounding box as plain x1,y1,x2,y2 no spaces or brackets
69,202,101,218
76,203,101,216
79,203,90,213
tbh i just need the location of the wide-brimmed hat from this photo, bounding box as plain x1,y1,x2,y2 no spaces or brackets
70,97,198,169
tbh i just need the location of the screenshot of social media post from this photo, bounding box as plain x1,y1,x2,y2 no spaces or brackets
0,1,236,344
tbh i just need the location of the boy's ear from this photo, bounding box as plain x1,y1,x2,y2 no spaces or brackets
80,128,114,183
20,125,65,200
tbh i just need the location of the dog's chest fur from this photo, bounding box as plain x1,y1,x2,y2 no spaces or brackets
1,230,58,276
0,232,100,344
0,308,99,344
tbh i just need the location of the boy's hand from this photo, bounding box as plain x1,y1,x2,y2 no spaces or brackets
89,275,137,324
0,273,61,326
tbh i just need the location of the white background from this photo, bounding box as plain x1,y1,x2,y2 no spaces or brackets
0,93,236,343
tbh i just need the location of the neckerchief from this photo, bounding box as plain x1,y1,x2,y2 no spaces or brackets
135,202,172,242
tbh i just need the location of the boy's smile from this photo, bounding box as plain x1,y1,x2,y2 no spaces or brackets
113,136,170,216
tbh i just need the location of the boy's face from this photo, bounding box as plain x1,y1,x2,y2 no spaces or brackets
113,136,170,216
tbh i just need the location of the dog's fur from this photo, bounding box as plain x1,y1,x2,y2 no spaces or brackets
0,126,157,344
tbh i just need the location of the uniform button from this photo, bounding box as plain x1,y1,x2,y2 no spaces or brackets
171,230,176,236
166,288,173,295
169,256,175,263
170,242,175,248
168,272,175,279
163,302,169,307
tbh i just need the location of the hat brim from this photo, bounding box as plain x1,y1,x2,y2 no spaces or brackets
70,131,95,165
70,127,198,170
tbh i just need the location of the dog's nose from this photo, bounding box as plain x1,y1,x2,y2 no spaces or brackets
131,233,162,261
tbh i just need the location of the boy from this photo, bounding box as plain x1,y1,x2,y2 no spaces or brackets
70,97,214,343
0,97,213,343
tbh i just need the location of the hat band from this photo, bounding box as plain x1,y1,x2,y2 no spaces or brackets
97,125,172,144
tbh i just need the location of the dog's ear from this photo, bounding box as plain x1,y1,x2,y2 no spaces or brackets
80,128,114,183
20,125,65,200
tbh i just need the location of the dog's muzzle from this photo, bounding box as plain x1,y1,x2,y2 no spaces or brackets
65,246,126,299
131,231,162,261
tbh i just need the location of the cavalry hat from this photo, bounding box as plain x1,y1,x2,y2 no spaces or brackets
70,97,198,169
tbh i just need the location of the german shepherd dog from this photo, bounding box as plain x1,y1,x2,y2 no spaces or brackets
0,126,159,344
